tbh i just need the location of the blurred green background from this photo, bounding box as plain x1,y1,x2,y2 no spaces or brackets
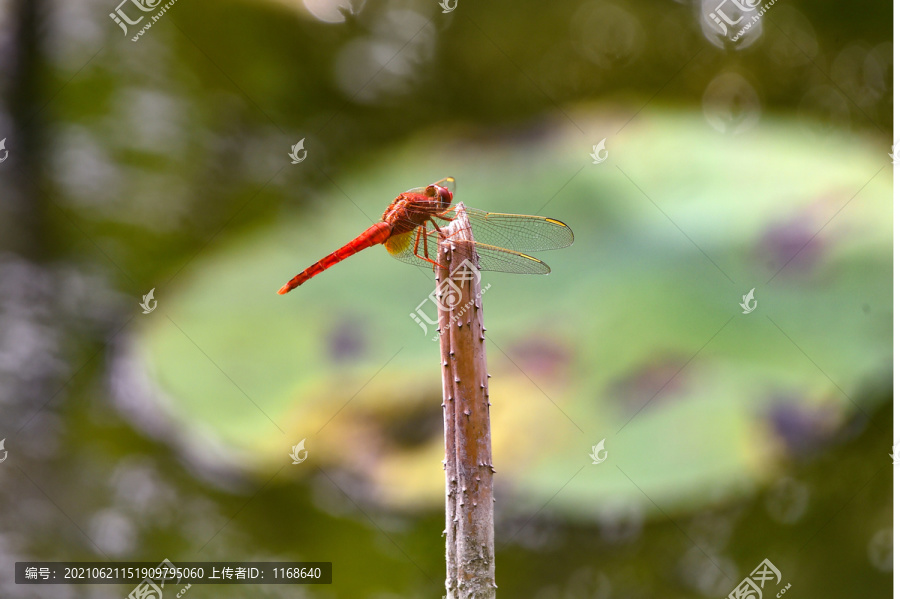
0,0,892,597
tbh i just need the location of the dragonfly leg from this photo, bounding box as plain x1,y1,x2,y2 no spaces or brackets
413,226,443,269
429,217,448,239
431,216,474,245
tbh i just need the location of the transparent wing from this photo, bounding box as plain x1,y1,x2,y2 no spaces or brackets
385,228,551,275
434,208,574,252
387,205,573,253
402,177,455,195
466,241,551,274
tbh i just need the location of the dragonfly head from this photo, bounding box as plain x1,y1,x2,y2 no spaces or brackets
436,184,453,207
428,177,454,209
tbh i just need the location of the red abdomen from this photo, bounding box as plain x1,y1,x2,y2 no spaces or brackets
277,222,392,294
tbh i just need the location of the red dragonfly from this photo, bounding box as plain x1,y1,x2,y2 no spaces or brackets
277,177,574,294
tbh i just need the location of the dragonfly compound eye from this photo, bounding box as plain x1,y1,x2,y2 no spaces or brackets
437,185,453,205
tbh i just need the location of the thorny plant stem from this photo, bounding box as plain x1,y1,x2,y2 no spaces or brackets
437,204,496,599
